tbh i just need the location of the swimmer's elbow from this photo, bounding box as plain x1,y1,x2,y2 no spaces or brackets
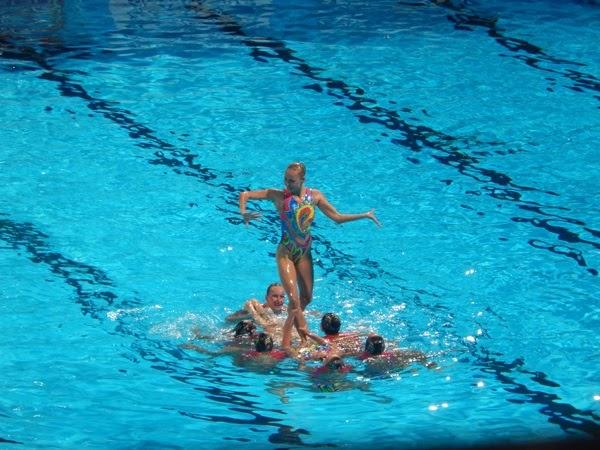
329,213,344,224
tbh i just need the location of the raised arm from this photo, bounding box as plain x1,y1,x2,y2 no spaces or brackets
239,188,281,224
313,190,381,226
244,299,276,332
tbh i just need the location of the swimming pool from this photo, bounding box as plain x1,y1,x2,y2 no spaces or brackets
1,0,599,448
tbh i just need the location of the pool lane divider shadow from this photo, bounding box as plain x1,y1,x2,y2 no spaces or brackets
471,344,600,438
430,0,600,105
2,37,600,440
184,1,600,276
0,213,318,446
0,437,23,445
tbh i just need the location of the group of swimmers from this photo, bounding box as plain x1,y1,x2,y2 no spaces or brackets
183,161,435,383
183,282,436,380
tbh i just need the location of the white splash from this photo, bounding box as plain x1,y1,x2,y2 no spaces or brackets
106,304,162,321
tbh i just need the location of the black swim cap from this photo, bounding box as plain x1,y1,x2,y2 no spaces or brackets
255,332,274,352
233,320,256,337
365,335,385,355
321,313,341,335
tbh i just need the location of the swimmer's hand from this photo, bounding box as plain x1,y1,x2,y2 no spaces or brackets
366,209,381,227
242,211,261,224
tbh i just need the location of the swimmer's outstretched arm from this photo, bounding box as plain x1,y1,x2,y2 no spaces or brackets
239,189,282,224
179,343,219,356
225,309,251,322
393,349,438,370
305,332,327,346
313,190,381,226
179,343,241,358
188,326,219,341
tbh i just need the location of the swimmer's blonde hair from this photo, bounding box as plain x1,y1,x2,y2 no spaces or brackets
287,162,306,177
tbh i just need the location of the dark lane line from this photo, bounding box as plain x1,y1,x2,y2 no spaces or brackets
431,0,600,104
0,36,224,186
472,344,600,438
0,437,23,445
185,2,600,276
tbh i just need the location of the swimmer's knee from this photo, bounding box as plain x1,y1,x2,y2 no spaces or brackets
288,301,302,312
301,295,312,309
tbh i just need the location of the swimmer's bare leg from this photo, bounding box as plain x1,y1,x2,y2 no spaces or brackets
277,246,307,344
296,252,314,311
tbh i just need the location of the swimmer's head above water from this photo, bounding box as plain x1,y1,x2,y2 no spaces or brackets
320,312,341,336
325,355,344,371
314,354,352,376
264,282,286,313
365,335,385,356
233,320,256,337
283,162,306,196
255,332,274,352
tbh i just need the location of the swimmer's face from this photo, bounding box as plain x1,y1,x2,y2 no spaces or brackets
265,285,286,312
284,168,304,195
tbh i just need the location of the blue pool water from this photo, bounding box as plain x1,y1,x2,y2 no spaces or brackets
1,0,599,448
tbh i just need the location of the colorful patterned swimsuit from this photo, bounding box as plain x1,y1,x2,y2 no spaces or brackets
279,187,316,262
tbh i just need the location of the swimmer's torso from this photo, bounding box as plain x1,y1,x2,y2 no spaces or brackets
262,306,286,323
279,187,316,259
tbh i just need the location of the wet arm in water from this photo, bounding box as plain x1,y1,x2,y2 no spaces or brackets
180,343,242,357
179,343,219,356
399,349,437,369
190,326,214,340
387,349,438,370
225,309,251,322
